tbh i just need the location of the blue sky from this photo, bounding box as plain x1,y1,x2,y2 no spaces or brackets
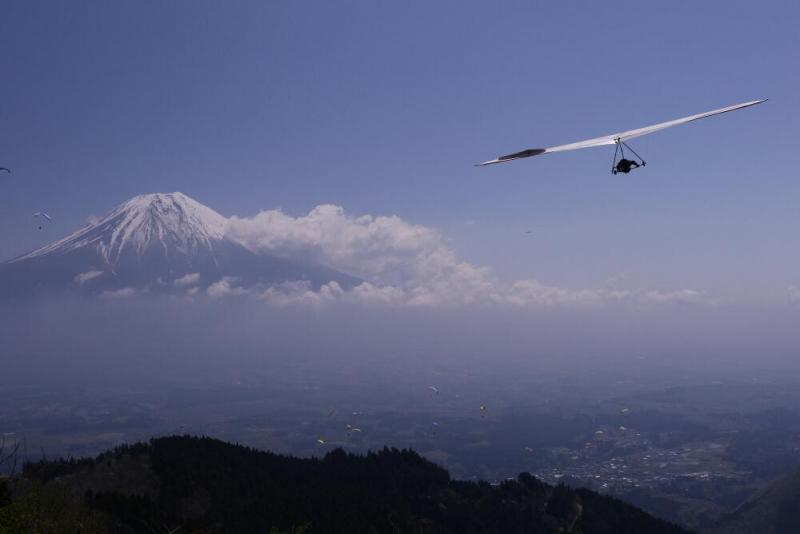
0,1,797,301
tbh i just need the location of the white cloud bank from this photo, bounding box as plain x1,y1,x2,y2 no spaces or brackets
174,272,200,287
221,204,710,309
74,270,104,285
229,205,489,291
100,287,137,299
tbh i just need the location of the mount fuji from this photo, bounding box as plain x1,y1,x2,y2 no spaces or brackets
0,192,359,297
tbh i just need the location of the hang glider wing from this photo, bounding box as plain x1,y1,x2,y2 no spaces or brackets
476,99,766,166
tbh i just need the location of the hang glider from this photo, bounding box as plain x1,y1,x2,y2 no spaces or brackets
34,211,52,230
477,99,766,172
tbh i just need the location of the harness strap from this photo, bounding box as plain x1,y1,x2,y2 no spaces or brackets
611,140,621,172
621,140,645,164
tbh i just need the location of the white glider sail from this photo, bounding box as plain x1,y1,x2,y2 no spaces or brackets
477,99,766,166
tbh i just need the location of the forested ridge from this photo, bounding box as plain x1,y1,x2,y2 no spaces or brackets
1,435,692,533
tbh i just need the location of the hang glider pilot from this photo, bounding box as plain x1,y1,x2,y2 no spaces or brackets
614,158,640,174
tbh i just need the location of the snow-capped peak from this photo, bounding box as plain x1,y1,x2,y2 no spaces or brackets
13,192,230,264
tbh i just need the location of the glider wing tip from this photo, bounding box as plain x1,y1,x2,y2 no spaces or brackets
476,148,546,168
503,148,546,160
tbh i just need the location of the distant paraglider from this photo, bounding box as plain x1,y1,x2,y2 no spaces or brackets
0,168,10,174
33,211,52,230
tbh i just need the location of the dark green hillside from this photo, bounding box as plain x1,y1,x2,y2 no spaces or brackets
707,467,800,534
2,435,692,533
